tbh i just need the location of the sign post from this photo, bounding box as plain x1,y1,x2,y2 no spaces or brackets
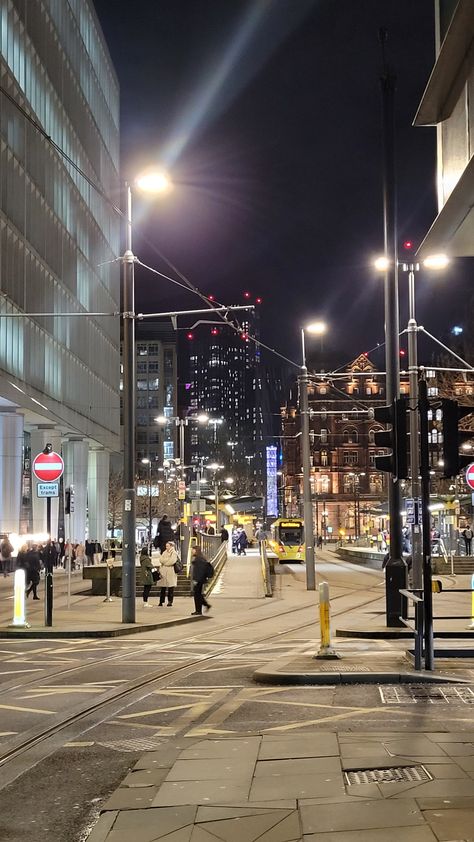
33,446,64,627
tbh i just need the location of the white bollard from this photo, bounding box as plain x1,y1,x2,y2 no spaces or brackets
9,569,30,628
103,560,113,603
314,581,340,660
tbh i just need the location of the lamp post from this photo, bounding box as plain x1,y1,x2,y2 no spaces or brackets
121,171,171,624
300,320,327,591
208,463,225,532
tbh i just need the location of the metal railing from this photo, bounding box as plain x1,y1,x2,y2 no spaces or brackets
400,583,474,671
259,540,273,597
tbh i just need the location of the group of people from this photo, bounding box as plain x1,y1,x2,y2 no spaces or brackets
140,538,213,616
231,525,248,555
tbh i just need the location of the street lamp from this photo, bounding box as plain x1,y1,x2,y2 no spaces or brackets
141,458,153,543
375,253,449,589
121,171,171,624
300,320,327,591
208,463,225,531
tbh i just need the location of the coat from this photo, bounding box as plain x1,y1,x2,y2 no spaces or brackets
25,549,41,585
157,518,174,551
192,553,211,584
158,546,178,588
140,552,154,586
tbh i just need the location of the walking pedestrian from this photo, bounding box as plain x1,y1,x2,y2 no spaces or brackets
41,539,58,572
236,528,248,556
85,539,94,566
25,545,41,599
158,541,178,607
220,526,229,544
0,534,13,576
191,546,213,615
463,524,473,556
140,545,154,608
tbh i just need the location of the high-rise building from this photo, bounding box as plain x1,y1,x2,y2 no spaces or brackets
179,297,265,493
0,1,120,541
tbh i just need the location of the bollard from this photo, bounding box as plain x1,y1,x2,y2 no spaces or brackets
470,573,474,629
9,569,30,628
103,560,113,603
314,581,340,660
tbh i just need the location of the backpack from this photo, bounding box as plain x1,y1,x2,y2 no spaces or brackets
173,559,184,574
205,561,214,579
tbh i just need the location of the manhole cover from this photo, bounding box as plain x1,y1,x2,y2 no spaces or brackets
98,737,164,752
380,686,474,705
345,766,431,785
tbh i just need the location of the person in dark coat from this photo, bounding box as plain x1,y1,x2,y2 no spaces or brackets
191,547,212,616
157,515,174,552
25,545,41,599
85,540,94,566
41,540,58,572
236,529,248,556
220,527,229,544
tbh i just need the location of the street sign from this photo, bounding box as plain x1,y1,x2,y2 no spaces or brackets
37,482,59,498
178,480,186,500
33,451,64,482
405,498,415,525
466,463,474,490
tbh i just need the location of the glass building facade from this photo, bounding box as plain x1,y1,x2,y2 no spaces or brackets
0,0,120,540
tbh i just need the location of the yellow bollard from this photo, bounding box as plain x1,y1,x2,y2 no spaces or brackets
9,569,30,628
314,581,340,660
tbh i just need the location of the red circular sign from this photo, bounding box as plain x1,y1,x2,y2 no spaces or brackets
33,451,64,483
466,463,474,491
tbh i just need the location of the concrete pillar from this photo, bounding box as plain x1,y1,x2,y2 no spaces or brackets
30,426,62,538
0,410,24,535
62,438,89,543
88,449,110,543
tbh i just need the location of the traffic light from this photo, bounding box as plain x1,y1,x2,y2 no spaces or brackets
441,399,474,477
373,397,408,479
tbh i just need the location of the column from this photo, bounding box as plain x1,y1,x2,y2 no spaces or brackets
0,410,24,535
62,438,89,543
87,449,110,543
30,426,62,537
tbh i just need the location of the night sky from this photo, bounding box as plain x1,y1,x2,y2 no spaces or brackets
92,0,467,370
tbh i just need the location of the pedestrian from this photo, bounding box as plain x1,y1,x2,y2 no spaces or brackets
16,543,28,573
93,540,103,565
220,526,229,544
102,539,109,562
158,541,178,607
153,534,160,550
236,528,248,556
191,546,213,615
463,524,473,556
157,515,174,552
110,539,116,560
0,534,13,577
41,539,58,572
317,534,323,550
25,544,41,599
139,544,154,608
207,524,215,535
75,542,85,568
85,539,94,566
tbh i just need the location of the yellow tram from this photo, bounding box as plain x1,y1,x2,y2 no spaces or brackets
268,518,305,563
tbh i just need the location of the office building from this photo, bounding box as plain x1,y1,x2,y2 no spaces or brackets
0,0,120,541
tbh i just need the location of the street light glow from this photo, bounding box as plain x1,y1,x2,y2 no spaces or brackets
155,415,167,424
423,253,449,270
374,256,390,271
135,170,172,194
224,476,234,485
305,321,327,336
141,458,150,464
196,413,209,423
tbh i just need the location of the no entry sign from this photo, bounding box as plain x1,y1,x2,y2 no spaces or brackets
33,451,64,483
465,463,474,491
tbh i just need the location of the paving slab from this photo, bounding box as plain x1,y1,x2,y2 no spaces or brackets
300,798,425,833
249,771,344,802
121,769,170,788
198,812,295,842
180,739,261,760
259,734,338,759
303,828,437,842
102,787,161,811
152,780,251,807
423,807,474,841
166,758,256,782
254,757,341,777
195,806,294,822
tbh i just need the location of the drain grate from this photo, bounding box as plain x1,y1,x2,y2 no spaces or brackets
345,766,432,785
98,737,165,752
380,685,474,705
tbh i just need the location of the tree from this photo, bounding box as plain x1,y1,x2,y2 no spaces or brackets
108,470,124,536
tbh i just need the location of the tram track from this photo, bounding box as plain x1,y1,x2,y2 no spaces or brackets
0,579,383,788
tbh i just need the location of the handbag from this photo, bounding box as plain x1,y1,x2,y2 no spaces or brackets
151,567,161,582
174,559,184,574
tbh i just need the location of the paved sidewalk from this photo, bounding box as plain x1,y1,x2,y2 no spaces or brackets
88,730,474,842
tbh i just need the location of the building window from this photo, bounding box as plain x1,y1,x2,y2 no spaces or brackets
163,440,174,459
320,428,328,444
343,428,358,444
321,450,328,466
343,450,358,465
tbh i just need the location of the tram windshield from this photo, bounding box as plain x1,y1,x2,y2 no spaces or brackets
279,524,303,545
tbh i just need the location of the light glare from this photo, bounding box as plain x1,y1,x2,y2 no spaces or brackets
305,321,327,336
135,170,172,194
374,256,390,271
423,253,449,270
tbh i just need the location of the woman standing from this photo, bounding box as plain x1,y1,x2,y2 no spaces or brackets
158,541,178,607
139,545,154,608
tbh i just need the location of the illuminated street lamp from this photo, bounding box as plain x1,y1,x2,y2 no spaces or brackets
121,171,172,624
300,320,328,591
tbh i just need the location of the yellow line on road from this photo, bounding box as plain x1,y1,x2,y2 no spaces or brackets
118,703,197,720
0,703,55,715
262,707,385,731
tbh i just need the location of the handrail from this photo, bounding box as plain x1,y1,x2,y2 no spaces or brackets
259,540,273,597
400,583,474,671
204,542,227,596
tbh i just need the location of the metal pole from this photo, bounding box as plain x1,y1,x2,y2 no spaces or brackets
215,478,219,533
419,377,434,670
148,461,152,543
45,497,53,627
380,44,405,624
407,265,422,589
122,184,136,623
300,329,316,590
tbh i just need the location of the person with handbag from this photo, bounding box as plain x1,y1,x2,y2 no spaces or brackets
158,541,178,606
139,545,156,608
